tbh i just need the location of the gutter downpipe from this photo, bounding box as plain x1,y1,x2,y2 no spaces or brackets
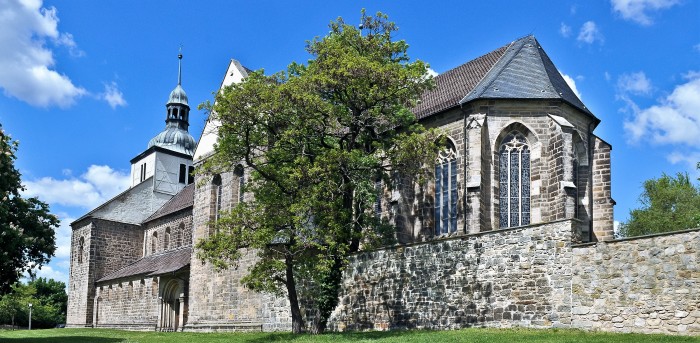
462,106,468,235
587,121,595,242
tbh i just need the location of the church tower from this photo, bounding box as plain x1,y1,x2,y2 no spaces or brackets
130,52,196,195
67,53,197,328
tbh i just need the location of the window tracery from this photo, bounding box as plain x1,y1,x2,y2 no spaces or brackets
499,132,530,228
435,140,458,235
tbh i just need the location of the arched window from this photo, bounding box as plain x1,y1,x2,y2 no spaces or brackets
177,223,185,246
234,165,244,205
78,237,84,264
499,132,530,228
151,232,158,254
212,174,223,221
435,140,458,235
164,228,171,251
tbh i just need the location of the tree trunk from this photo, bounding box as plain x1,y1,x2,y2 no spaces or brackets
285,252,305,334
313,255,343,333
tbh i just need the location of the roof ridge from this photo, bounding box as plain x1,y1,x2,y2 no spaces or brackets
459,37,525,104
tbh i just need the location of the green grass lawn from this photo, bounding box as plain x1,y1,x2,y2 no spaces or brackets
0,328,698,343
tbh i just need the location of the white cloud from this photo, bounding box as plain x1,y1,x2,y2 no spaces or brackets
623,72,700,146
560,72,582,99
611,0,679,25
426,68,438,77
617,71,652,95
101,81,127,109
25,265,68,286
560,23,572,38
52,213,75,259
577,21,604,45
23,165,130,209
0,0,86,107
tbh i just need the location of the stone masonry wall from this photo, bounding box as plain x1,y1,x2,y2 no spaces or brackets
66,221,93,327
67,219,143,327
329,220,575,331
93,276,161,330
187,171,291,332
571,229,700,335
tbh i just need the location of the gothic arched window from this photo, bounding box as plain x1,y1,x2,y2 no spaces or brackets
499,132,530,228
435,140,458,235
212,174,223,221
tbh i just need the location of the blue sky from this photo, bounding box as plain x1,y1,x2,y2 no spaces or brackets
0,0,698,286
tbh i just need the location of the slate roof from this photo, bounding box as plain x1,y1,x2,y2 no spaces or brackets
414,35,596,122
414,45,508,119
143,183,195,224
96,247,191,283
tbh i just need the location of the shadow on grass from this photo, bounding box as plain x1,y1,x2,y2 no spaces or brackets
244,330,422,343
0,336,123,343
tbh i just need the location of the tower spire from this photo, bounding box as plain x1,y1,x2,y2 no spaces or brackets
177,46,183,86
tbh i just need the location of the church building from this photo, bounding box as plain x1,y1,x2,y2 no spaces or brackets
67,35,622,332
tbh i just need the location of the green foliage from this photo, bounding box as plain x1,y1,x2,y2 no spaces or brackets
619,172,700,237
0,125,59,294
197,10,439,333
0,279,67,329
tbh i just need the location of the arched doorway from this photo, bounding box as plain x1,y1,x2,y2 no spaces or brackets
159,279,183,331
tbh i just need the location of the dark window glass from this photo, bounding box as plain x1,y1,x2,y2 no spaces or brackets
435,140,458,235
499,132,530,228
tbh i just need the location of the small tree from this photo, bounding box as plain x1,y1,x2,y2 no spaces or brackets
197,11,438,333
0,125,59,294
0,282,33,329
619,172,700,237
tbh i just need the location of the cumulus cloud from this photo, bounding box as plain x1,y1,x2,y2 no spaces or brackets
577,21,604,45
0,0,86,107
23,165,130,209
560,72,582,99
611,0,679,25
623,71,700,146
560,23,572,38
617,71,652,95
26,265,68,286
49,213,74,260
101,82,127,109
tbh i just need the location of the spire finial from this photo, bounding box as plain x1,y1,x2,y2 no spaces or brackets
177,45,183,86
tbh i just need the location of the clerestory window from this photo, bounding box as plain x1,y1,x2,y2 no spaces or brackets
499,132,530,228
435,140,458,235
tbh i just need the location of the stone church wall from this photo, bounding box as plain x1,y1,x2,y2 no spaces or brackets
93,276,161,330
328,220,575,331
66,221,94,327
144,211,193,256
186,171,291,332
67,219,144,327
571,228,700,335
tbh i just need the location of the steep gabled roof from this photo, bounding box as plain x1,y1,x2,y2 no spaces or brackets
414,35,596,122
72,176,159,226
143,183,194,224
96,247,191,283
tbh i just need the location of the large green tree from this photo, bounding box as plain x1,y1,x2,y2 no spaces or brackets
0,125,59,294
619,172,700,237
197,11,438,333
0,278,67,329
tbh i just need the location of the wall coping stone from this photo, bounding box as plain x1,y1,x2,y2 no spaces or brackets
572,227,700,248
356,218,575,255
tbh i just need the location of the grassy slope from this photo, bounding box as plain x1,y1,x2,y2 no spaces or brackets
0,328,699,343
